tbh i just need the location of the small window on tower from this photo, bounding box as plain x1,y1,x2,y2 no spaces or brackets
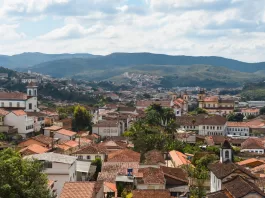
29,103,32,110
29,90,32,96
17,102,20,107
9,102,12,107
225,150,229,159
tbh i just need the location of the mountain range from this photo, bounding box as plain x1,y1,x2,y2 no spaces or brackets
1,52,265,88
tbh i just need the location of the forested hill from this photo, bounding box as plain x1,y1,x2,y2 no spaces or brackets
29,52,265,74
0,52,100,69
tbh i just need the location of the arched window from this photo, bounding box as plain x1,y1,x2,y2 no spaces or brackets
225,150,229,159
29,90,32,96
34,90,37,96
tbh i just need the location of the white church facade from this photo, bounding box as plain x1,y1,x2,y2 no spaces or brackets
0,82,39,112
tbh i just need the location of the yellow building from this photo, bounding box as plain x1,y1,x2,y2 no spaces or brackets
198,89,235,115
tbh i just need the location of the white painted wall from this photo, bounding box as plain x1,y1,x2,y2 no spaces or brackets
25,97,39,112
210,172,221,193
199,124,226,136
4,113,34,137
226,127,249,136
44,161,76,196
73,153,105,161
54,132,75,141
136,184,165,190
0,100,26,108
92,126,120,137
241,149,264,154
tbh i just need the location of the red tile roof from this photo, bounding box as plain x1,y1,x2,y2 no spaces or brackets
72,144,106,154
31,134,53,146
107,149,140,162
144,150,165,165
160,166,188,184
44,126,62,131
241,138,265,150
19,144,49,155
60,182,102,198
169,150,191,167
132,190,171,198
137,167,165,185
0,92,27,100
12,110,26,116
0,108,9,116
57,129,76,137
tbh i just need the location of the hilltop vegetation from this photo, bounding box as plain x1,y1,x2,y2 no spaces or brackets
1,52,265,88
241,81,265,101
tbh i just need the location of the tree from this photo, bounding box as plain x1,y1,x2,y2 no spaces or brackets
260,106,265,115
72,105,92,131
91,158,102,180
0,148,54,198
227,113,244,122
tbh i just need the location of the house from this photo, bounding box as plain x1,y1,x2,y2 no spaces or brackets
117,106,137,114
104,182,117,198
60,181,104,198
24,152,77,196
0,108,18,136
44,125,62,136
19,144,49,156
71,144,106,161
27,112,46,132
241,108,260,117
208,140,260,195
0,82,39,112
206,175,265,198
4,110,34,137
171,92,189,116
53,118,72,130
107,149,141,163
18,134,55,149
248,101,265,108
132,189,172,198
135,167,165,190
176,114,227,136
161,166,189,198
55,129,77,141
198,89,235,115
226,121,250,137
169,150,191,168
57,140,79,154
241,138,265,154
92,120,122,137
237,158,265,169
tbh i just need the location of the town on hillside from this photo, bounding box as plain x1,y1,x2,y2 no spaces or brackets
1,71,265,198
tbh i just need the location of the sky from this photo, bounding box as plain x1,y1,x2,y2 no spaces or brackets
0,0,265,62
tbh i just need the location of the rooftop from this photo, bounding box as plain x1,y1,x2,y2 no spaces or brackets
137,167,165,185
24,152,77,164
44,125,62,131
60,181,102,198
144,150,165,165
169,150,191,167
57,129,76,137
107,149,140,162
241,138,265,150
0,92,27,100
132,190,171,198
12,110,26,116
31,134,54,146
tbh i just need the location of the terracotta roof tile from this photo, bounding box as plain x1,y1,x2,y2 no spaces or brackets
57,129,76,137
208,161,256,180
19,144,49,155
137,167,165,185
60,181,102,198
169,150,191,167
144,150,165,165
223,175,265,197
237,158,265,167
44,126,62,131
0,92,27,100
72,145,106,155
12,110,26,116
160,166,188,183
207,190,231,198
31,134,53,146
107,149,140,162
132,190,171,198
0,108,9,116
63,140,78,148
241,138,265,150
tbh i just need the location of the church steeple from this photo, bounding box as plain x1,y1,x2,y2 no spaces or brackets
220,140,233,163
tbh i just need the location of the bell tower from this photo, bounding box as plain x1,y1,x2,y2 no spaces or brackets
198,89,206,108
220,140,233,163
26,82,39,112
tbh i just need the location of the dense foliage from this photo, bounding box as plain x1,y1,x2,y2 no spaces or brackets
72,105,92,131
0,148,53,198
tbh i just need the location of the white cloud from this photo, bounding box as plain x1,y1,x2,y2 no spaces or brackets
38,24,103,40
0,24,25,40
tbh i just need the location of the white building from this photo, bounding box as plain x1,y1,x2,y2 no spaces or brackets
226,122,249,137
0,82,39,112
71,145,106,161
247,101,265,108
4,110,34,137
24,153,77,196
241,138,265,154
92,120,121,137
44,126,76,141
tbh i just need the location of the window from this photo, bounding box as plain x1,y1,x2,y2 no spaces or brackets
225,150,229,159
29,103,32,110
78,155,83,160
86,156,91,160
1,102,3,107
17,102,20,107
34,90,37,96
29,90,32,96
9,102,12,107
43,161,52,168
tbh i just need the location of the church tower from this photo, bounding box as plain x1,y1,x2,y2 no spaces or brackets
198,88,206,108
182,90,189,113
26,82,39,112
220,140,233,163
